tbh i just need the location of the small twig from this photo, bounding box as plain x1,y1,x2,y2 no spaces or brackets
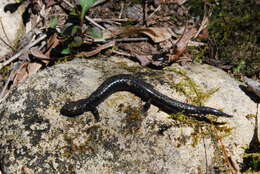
214,130,238,174
0,65,17,103
85,16,106,30
62,0,74,8
148,5,161,19
0,17,15,51
256,103,259,143
119,1,124,19
114,37,149,42
175,18,188,46
93,18,132,22
92,0,108,7
0,34,47,71
143,0,147,26
203,137,209,174
112,50,132,57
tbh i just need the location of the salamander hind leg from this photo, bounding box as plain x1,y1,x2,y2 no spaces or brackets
90,107,100,122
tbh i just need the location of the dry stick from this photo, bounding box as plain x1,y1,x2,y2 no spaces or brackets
0,66,17,103
214,131,238,174
202,137,209,174
62,0,74,8
112,50,132,57
93,18,131,22
256,103,259,143
147,5,161,19
0,34,47,71
114,37,149,42
92,0,108,7
119,1,124,19
85,16,106,30
0,17,15,51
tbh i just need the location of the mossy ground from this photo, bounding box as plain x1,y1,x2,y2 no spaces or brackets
186,0,259,78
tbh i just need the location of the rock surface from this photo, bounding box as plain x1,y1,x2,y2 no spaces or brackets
0,57,257,174
0,0,25,57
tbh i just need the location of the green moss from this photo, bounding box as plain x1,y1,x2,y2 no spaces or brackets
60,123,101,159
185,0,259,77
209,0,259,77
114,61,141,72
54,57,69,65
119,104,143,135
169,111,233,147
242,150,260,172
164,67,219,106
0,65,11,80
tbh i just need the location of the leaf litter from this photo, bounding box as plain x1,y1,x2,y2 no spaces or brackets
0,0,210,99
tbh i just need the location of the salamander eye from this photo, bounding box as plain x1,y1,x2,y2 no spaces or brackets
60,101,85,117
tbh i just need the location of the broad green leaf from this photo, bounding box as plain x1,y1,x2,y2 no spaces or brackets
69,36,83,48
61,23,80,36
61,48,71,55
71,25,80,36
88,27,103,38
60,23,73,35
79,0,96,21
49,16,58,29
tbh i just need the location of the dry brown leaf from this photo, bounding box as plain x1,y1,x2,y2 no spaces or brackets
139,27,172,43
194,16,209,39
21,166,35,174
44,33,60,57
133,54,152,66
167,27,197,62
75,41,115,57
99,27,172,43
197,28,209,41
175,27,197,48
155,0,188,5
30,47,50,60
12,62,42,87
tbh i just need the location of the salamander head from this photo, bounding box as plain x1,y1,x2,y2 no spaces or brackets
60,99,89,117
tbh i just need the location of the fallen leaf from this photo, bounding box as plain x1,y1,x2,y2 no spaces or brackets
75,41,115,57
155,0,188,5
98,27,172,43
133,54,152,66
194,16,208,39
21,166,35,174
30,47,50,60
138,27,172,43
12,62,42,87
175,27,197,48
44,33,60,58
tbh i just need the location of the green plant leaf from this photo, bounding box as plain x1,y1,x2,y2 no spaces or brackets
71,25,80,36
61,23,73,35
87,27,103,38
69,36,83,48
61,48,71,55
61,23,80,36
49,16,58,29
79,0,96,21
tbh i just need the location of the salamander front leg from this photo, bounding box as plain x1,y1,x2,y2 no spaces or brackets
142,99,151,116
90,108,100,122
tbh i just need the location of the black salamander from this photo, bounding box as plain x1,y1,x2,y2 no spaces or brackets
60,74,232,121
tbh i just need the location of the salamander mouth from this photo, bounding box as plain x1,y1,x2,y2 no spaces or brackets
60,102,85,117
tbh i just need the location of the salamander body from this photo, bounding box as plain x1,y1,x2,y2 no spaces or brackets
61,74,232,121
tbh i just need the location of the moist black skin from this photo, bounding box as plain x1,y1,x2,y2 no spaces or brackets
60,74,232,121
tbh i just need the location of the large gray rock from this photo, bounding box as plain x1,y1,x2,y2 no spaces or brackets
0,57,257,174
